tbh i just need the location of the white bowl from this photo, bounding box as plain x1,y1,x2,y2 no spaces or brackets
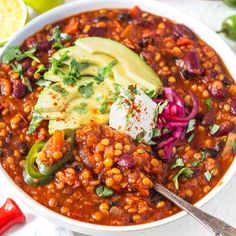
1,0,236,235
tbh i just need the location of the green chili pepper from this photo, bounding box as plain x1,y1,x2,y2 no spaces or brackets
36,150,72,176
25,140,47,178
23,169,53,186
218,15,236,40
224,0,236,7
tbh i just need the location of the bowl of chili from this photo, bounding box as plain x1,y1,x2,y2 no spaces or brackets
1,0,236,235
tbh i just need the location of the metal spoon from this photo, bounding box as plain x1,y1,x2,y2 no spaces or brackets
153,182,236,236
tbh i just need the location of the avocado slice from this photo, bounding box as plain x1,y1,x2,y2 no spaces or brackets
35,76,113,134
44,46,135,88
75,37,163,94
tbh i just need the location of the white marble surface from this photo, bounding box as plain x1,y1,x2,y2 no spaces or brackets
1,0,236,236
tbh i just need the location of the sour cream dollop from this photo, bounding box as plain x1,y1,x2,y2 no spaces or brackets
109,85,157,143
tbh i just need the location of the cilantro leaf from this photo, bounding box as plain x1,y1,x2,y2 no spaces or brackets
152,128,161,138
49,26,71,49
173,167,193,190
51,51,69,75
78,82,94,98
136,131,145,143
171,157,185,169
206,98,213,111
232,140,236,154
204,170,214,182
186,119,196,134
145,89,157,98
36,64,46,74
191,150,207,167
96,60,117,83
157,100,168,114
187,133,194,143
51,84,69,97
209,124,220,135
27,111,43,135
96,185,113,197
36,79,52,87
98,102,108,114
11,63,32,91
2,47,22,64
74,103,88,114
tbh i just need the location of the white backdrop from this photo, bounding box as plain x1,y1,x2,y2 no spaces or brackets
0,1,236,235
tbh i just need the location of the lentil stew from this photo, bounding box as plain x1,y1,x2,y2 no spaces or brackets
0,6,236,226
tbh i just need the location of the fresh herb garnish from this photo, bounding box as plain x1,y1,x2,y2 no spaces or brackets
95,60,117,83
62,59,89,85
136,131,145,143
49,26,71,48
157,100,168,114
51,51,69,75
36,79,52,87
113,83,121,94
74,103,88,114
11,63,32,91
209,124,220,135
191,151,207,167
36,64,46,74
27,111,43,135
99,102,108,114
171,157,185,169
145,89,157,98
2,46,40,64
173,167,193,190
204,170,214,182
78,82,94,98
188,133,195,143
206,98,213,111
51,84,69,97
152,128,161,138
96,185,113,197
186,119,196,134
232,140,236,154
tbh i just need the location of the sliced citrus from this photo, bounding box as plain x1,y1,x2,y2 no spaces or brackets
0,0,28,45
24,0,64,14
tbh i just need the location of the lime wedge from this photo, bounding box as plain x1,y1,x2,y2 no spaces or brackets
24,0,64,13
0,0,28,46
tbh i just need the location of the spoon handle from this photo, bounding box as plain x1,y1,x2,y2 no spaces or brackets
153,183,236,236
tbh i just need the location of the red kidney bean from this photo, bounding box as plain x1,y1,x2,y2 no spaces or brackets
36,40,52,52
88,27,107,37
93,15,109,23
178,51,203,77
208,80,228,99
173,24,196,40
117,154,135,169
22,59,31,71
117,12,132,22
214,121,234,137
24,67,37,80
202,111,215,127
12,81,27,98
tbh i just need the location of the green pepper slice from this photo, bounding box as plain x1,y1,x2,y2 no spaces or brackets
23,169,53,186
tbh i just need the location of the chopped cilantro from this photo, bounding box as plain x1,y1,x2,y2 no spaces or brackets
187,133,194,143
96,185,113,197
11,63,32,91
2,46,40,64
27,111,43,135
36,79,52,87
171,157,185,169
36,64,46,74
173,167,193,190
49,26,71,48
157,100,168,114
209,124,220,135
51,84,69,97
206,98,213,111
204,170,214,182
186,119,196,134
113,83,121,94
136,131,145,143
191,151,207,167
99,102,108,114
74,103,88,114
78,82,94,98
51,51,69,75
152,128,161,138
95,60,117,83
232,140,236,154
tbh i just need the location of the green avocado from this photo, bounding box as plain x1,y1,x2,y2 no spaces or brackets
75,37,163,94
36,76,113,134
44,46,135,88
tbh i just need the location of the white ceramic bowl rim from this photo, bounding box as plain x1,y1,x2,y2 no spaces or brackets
1,0,236,234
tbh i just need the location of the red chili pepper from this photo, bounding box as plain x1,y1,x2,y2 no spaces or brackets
0,198,26,235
